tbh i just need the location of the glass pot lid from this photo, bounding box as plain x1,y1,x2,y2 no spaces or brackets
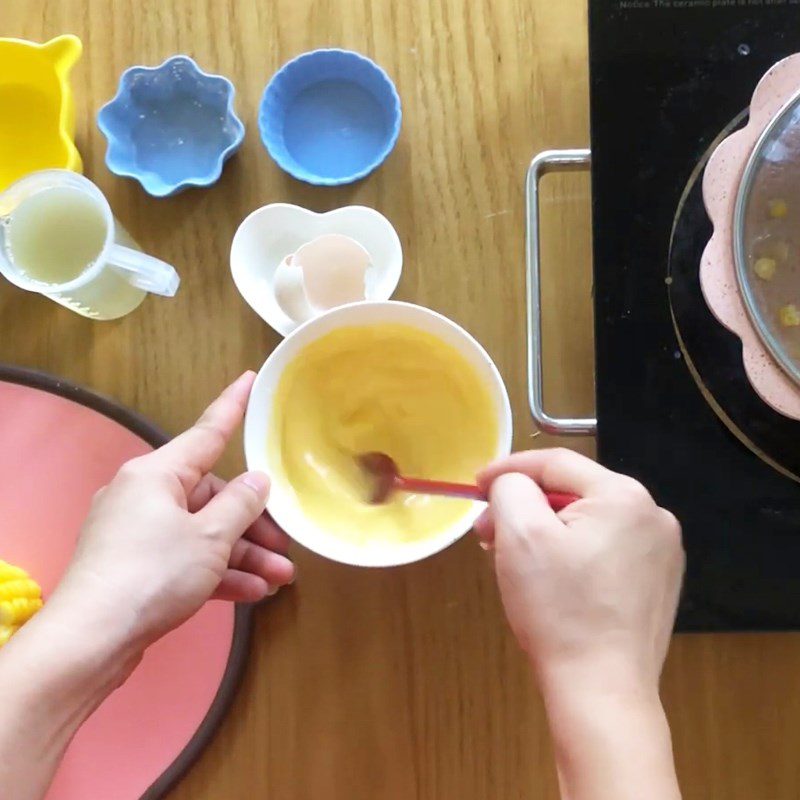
735,89,800,387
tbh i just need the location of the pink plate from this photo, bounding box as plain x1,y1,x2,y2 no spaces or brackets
0,367,249,800
701,53,800,419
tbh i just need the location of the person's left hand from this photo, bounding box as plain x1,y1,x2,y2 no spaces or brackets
53,371,294,649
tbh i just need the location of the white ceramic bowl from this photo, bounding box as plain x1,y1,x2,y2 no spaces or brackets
244,301,513,567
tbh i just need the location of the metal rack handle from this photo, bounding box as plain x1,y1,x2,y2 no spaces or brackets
527,148,597,436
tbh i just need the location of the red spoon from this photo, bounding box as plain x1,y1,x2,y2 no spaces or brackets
358,452,578,511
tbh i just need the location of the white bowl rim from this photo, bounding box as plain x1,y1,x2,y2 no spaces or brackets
244,300,513,567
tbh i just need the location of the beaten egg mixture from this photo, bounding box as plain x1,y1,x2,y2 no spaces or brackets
270,324,498,545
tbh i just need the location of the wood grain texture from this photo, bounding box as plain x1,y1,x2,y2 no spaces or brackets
3,2,800,799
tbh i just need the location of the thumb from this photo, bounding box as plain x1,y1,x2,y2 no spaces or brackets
196,471,270,545
490,472,561,549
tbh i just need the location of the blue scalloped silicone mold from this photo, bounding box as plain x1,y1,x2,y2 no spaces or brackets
98,56,245,197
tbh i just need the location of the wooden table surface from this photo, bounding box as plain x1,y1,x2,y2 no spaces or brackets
4,1,800,799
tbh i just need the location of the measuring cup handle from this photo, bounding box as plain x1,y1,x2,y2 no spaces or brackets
108,244,180,297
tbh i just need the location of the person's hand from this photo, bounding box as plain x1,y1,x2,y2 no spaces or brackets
476,448,683,693
53,371,295,649
476,449,684,800
0,373,294,800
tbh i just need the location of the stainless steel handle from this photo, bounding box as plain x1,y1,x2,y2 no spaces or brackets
527,148,597,436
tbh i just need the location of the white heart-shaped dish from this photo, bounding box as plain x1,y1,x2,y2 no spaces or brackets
230,203,403,336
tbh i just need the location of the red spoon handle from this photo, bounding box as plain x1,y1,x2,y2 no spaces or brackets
395,476,485,500
546,491,580,512
395,477,579,511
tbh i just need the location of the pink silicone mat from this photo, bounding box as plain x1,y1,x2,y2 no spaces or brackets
0,366,252,800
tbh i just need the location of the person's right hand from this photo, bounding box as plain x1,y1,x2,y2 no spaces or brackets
476,450,685,800
476,448,684,697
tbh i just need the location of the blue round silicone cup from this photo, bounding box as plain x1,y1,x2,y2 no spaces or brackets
259,49,402,186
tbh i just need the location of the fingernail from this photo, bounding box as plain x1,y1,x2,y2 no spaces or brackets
242,471,270,495
479,541,493,551
266,585,280,596
229,372,253,392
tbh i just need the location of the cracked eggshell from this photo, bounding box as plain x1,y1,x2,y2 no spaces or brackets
295,233,370,310
273,255,314,323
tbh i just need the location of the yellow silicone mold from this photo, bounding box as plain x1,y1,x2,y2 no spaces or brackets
0,35,83,191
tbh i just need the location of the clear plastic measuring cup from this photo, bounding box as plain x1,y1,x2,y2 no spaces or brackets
0,170,179,320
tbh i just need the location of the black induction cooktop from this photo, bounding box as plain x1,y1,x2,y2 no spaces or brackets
589,2,800,630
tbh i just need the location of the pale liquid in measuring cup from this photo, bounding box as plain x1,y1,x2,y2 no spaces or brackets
7,187,105,283
3,186,146,320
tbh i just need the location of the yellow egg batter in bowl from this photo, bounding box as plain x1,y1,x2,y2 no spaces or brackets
245,301,512,566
